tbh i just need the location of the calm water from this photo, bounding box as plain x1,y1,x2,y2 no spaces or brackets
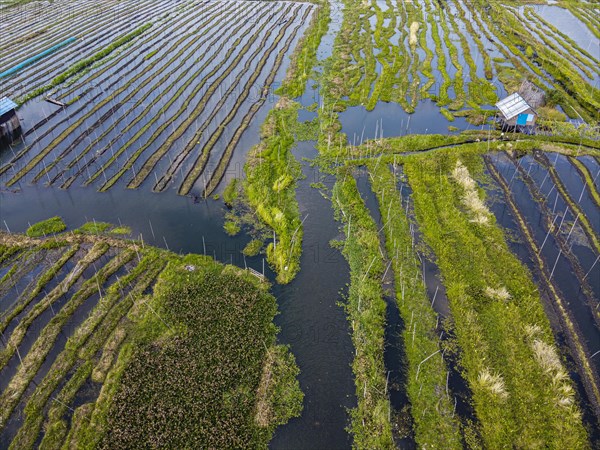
1,0,599,448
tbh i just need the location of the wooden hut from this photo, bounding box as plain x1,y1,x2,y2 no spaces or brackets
0,97,20,144
495,92,537,128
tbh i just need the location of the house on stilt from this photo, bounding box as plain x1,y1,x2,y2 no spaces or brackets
495,93,537,129
0,97,20,145
495,80,545,132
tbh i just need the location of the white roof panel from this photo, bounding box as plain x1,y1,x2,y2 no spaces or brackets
495,93,531,120
0,97,17,116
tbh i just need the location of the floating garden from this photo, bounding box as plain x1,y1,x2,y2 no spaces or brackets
0,0,315,198
0,223,302,448
1,0,599,447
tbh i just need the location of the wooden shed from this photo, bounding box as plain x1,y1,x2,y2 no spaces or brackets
495,93,537,128
0,97,20,144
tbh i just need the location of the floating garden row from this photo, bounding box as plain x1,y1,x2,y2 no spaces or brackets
2,0,175,100
1,1,314,201
327,142,598,446
0,218,302,447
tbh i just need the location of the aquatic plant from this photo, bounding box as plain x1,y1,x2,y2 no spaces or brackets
331,169,394,448
25,216,66,237
403,151,588,448
0,223,302,447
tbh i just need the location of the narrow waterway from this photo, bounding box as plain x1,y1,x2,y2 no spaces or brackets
270,141,355,449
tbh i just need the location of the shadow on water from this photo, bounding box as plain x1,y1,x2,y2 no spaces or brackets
487,153,600,375
549,153,600,237
353,167,415,448
391,165,476,427
355,164,479,443
518,154,600,303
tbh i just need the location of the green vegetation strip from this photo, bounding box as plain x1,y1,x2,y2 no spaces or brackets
404,150,588,448
367,162,462,448
331,169,394,448
25,216,66,237
278,1,329,98
238,1,323,284
11,253,164,449
0,248,134,428
243,102,304,284
18,23,152,105
486,155,600,417
95,3,285,191
0,242,108,347
199,9,310,199
568,156,600,208
97,255,302,448
137,3,293,191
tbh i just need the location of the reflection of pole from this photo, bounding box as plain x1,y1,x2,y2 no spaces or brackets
583,255,599,282
549,249,562,280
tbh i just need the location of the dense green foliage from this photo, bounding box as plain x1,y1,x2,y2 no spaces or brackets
244,101,303,284
368,162,462,447
223,178,239,207
403,151,588,448
277,0,330,98
242,0,331,284
243,239,264,257
25,216,66,237
75,221,113,234
101,255,301,448
0,227,302,448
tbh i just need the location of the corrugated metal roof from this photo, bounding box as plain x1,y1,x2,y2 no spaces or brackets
495,93,532,120
0,97,17,116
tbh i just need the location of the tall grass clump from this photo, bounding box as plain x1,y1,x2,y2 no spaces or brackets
403,151,588,448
